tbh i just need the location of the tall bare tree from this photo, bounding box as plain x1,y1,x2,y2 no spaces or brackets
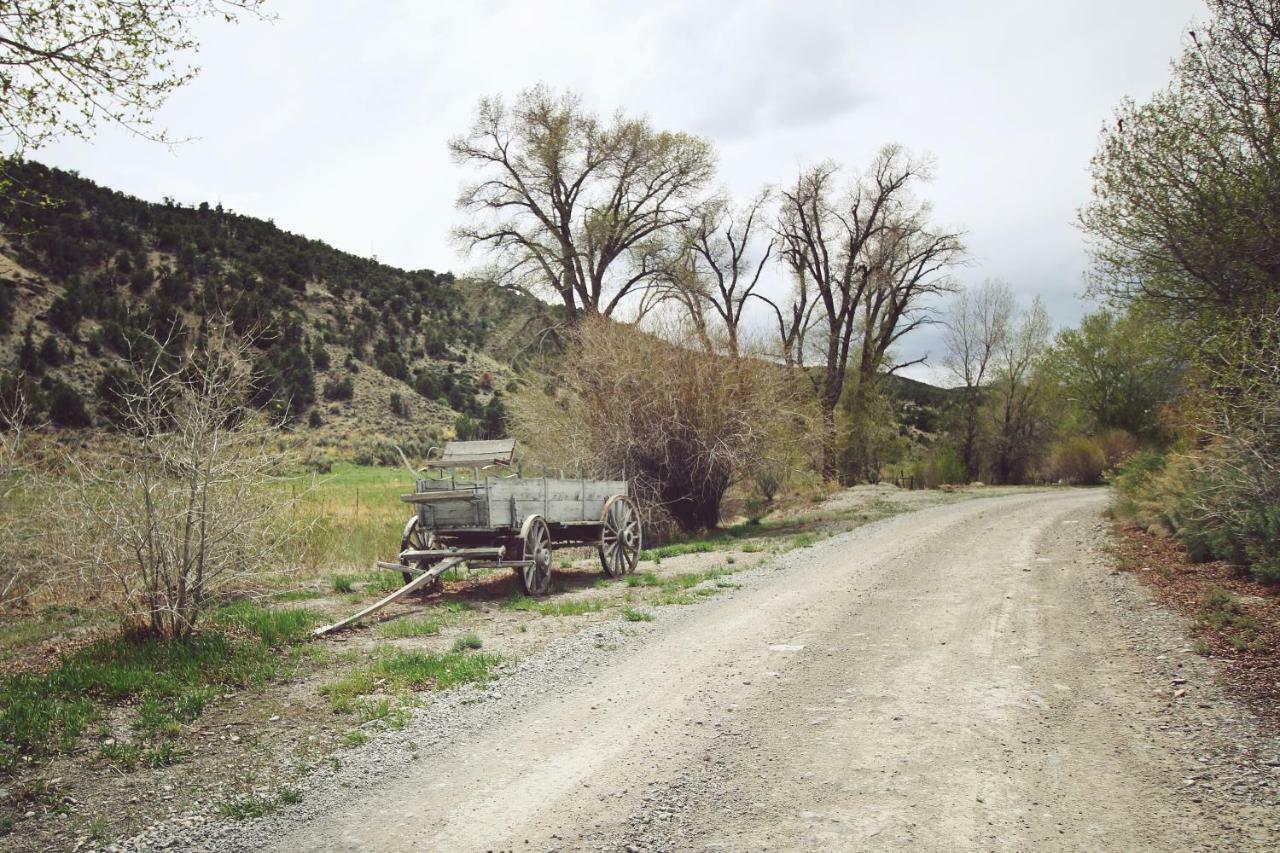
775,145,964,477
450,86,716,323
662,190,775,356
990,297,1052,484
943,280,1014,478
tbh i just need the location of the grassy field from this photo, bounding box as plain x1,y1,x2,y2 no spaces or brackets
291,463,419,574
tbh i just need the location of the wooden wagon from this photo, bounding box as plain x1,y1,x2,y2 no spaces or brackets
381,439,641,597
315,440,642,636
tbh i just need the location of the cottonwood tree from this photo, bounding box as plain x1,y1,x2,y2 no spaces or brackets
775,145,964,477
450,86,717,323
943,280,1014,479
1082,0,1280,318
0,0,267,153
661,190,775,357
989,298,1052,484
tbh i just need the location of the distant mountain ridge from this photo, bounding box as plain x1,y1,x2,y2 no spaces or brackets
0,160,553,458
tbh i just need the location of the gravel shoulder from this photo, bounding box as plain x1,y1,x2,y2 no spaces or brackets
130,488,1278,851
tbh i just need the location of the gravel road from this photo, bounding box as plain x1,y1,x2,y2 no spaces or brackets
146,488,1279,852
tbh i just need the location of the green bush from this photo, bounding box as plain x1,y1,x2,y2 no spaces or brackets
1048,435,1105,485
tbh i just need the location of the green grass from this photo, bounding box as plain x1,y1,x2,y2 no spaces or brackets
501,595,607,617
293,463,415,572
0,605,95,660
211,602,323,646
331,575,355,594
451,632,483,651
0,610,317,773
376,617,444,638
320,646,504,713
272,588,324,603
621,608,654,622
217,789,299,820
342,731,368,748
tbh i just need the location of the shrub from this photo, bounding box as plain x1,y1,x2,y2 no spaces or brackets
1096,428,1139,470
323,375,354,402
47,381,92,427
1048,435,1106,485
512,318,807,531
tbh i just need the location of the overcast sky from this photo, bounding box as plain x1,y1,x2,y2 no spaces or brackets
37,0,1204,381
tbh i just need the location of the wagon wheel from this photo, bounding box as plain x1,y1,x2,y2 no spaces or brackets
598,495,641,577
519,515,553,596
400,515,441,591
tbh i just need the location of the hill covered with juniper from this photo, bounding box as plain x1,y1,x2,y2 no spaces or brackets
0,160,554,461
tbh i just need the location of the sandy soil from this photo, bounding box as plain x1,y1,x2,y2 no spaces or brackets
251,488,1277,852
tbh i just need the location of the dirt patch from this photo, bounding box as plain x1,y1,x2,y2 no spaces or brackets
1112,523,1280,728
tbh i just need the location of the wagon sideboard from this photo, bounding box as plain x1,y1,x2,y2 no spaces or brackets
409,476,628,534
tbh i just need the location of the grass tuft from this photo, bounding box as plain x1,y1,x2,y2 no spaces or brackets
622,608,654,622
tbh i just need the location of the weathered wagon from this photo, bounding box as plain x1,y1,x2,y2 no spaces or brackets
389,439,641,596
314,440,642,637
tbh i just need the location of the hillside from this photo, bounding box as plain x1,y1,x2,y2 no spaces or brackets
0,160,555,460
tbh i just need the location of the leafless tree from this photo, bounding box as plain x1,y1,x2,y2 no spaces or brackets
450,86,717,323
989,297,1052,484
661,190,775,357
775,145,964,478
59,322,299,637
943,280,1014,478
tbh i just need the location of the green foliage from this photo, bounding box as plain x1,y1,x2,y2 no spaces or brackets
323,374,354,402
1041,308,1179,440
1046,435,1106,485
450,632,483,651
0,629,295,772
622,608,654,622
209,602,322,646
46,379,91,427
320,646,503,713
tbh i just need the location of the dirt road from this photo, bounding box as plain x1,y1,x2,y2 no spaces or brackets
257,489,1272,851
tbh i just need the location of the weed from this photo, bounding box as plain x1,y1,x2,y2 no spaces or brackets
622,608,654,622
1193,639,1212,656
142,742,189,767
321,647,503,712
451,633,483,651
211,601,322,646
98,740,141,771
278,787,302,806
1197,587,1266,652
331,575,355,594
501,595,605,617
789,533,816,549
740,543,763,553
342,731,368,748
218,794,278,820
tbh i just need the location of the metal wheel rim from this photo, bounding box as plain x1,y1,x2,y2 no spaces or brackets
522,517,552,595
599,496,641,576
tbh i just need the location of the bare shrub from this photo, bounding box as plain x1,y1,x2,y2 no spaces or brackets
1096,428,1139,470
512,317,809,531
1047,435,1106,485
57,324,300,637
